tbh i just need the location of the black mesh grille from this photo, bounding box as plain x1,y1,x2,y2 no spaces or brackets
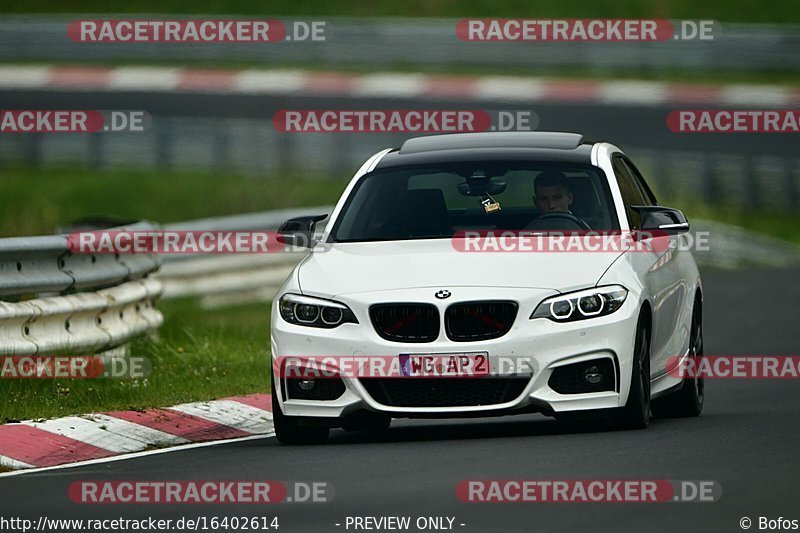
360,377,529,407
445,301,518,341
370,303,439,343
548,359,616,394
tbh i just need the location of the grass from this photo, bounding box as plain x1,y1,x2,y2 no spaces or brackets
0,298,272,422
2,0,800,24
0,166,349,238
682,206,800,244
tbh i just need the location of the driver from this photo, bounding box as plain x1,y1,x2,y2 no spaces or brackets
533,169,574,214
527,170,590,230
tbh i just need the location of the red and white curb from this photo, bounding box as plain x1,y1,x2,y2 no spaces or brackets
0,65,797,107
0,393,272,471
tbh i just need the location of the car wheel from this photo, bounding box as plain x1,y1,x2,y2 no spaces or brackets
342,411,392,432
271,386,330,444
652,297,704,418
616,314,651,429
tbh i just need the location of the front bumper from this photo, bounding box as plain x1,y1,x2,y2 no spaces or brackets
270,286,641,419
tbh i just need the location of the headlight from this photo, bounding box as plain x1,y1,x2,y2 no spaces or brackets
279,293,358,328
531,285,628,322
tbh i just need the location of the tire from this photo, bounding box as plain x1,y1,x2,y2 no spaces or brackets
651,297,704,418
271,386,330,444
616,314,651,429
342,411,392,432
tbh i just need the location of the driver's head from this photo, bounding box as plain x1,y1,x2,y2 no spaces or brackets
534,170,573,214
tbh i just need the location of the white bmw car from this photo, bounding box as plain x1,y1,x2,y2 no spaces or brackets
270,132,704,444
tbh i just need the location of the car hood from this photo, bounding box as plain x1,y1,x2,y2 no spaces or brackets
298,239,625,296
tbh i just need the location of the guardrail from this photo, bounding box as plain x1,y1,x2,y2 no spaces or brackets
0,208,331,357
0,222,162,356
156,207,329,307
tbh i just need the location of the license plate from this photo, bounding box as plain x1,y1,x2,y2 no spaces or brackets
399,352,489,377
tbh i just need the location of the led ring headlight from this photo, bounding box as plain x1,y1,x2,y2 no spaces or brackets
532,285,627,322
320,306,344,325
294,303,320,324
550,299,574,319
279,293,358,329
578,294,604,316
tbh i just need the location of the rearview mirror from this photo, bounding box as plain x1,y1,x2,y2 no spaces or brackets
631,206,690,235
457,179,507,197
277,214,328,249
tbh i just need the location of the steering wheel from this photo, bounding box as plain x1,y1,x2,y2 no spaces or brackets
535,212,592,231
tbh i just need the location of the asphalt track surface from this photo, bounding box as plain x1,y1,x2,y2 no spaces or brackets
2,266,800,532
1,89,797,157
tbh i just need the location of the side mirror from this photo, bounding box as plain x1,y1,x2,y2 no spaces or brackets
631,206,690,235
277,214,328,249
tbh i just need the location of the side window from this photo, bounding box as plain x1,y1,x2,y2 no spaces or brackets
611,155,646,229
622,157,658,206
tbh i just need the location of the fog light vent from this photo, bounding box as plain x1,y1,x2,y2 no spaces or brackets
548,359,615,394
286,378,346,400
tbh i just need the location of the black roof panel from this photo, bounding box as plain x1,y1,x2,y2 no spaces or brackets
375,132,595,170
399,132,585,154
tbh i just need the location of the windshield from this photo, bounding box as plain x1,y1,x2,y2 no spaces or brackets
331,161,619,242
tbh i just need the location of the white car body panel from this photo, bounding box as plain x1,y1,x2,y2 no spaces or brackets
270,139,702,422
299,240,625,296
